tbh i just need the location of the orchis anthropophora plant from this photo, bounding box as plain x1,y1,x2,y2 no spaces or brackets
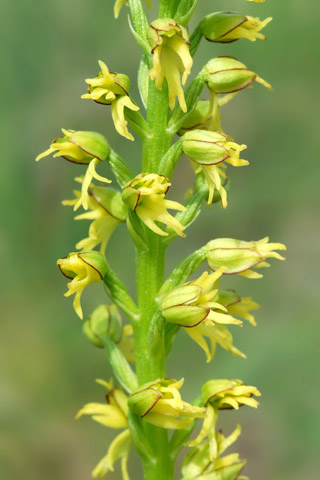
37,0,285,478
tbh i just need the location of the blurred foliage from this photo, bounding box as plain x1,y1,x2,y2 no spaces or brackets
1,0,319,479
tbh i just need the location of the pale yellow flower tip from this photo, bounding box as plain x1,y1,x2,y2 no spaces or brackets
114,0,127,18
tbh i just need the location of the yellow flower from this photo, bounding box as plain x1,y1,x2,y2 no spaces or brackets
183,424,246,480
162,270,245,361
63,181,127,253
188,379,260,460
76,379,131,479
36,129,111,210
148,18,193,111
82,61,139,140
57,251,108,319
201,12,272,43
162,269,242,328
128,378,206,429
202,379,261,410
207,237,286,278
183,130,248,206
122,173,186,237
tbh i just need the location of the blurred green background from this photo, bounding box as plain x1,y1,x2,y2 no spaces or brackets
1,0,319,479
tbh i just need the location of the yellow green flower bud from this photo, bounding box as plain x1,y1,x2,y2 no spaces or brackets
207,237,286,278
183,129,248,206
148,18,193,112
183,425,245,480
83,304,123,348
162,269,242,328
36,129,109,165
63,182,127,253
82,60,139,140
204,56,272,94
57,251,108,319
201,12,272,43
76,379,131,480
36,129,111,210
122,173,186,237
128,378,206,429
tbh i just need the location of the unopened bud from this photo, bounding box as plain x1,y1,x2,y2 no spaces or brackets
36,129,109,165
83,304,123,348
201,12,271,43
207,237,286,278
204,56,272,94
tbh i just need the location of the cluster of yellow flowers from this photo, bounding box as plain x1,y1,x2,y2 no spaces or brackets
36,0,285,478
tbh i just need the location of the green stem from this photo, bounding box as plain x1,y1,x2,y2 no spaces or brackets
143,80,172,172
133,75,175,479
